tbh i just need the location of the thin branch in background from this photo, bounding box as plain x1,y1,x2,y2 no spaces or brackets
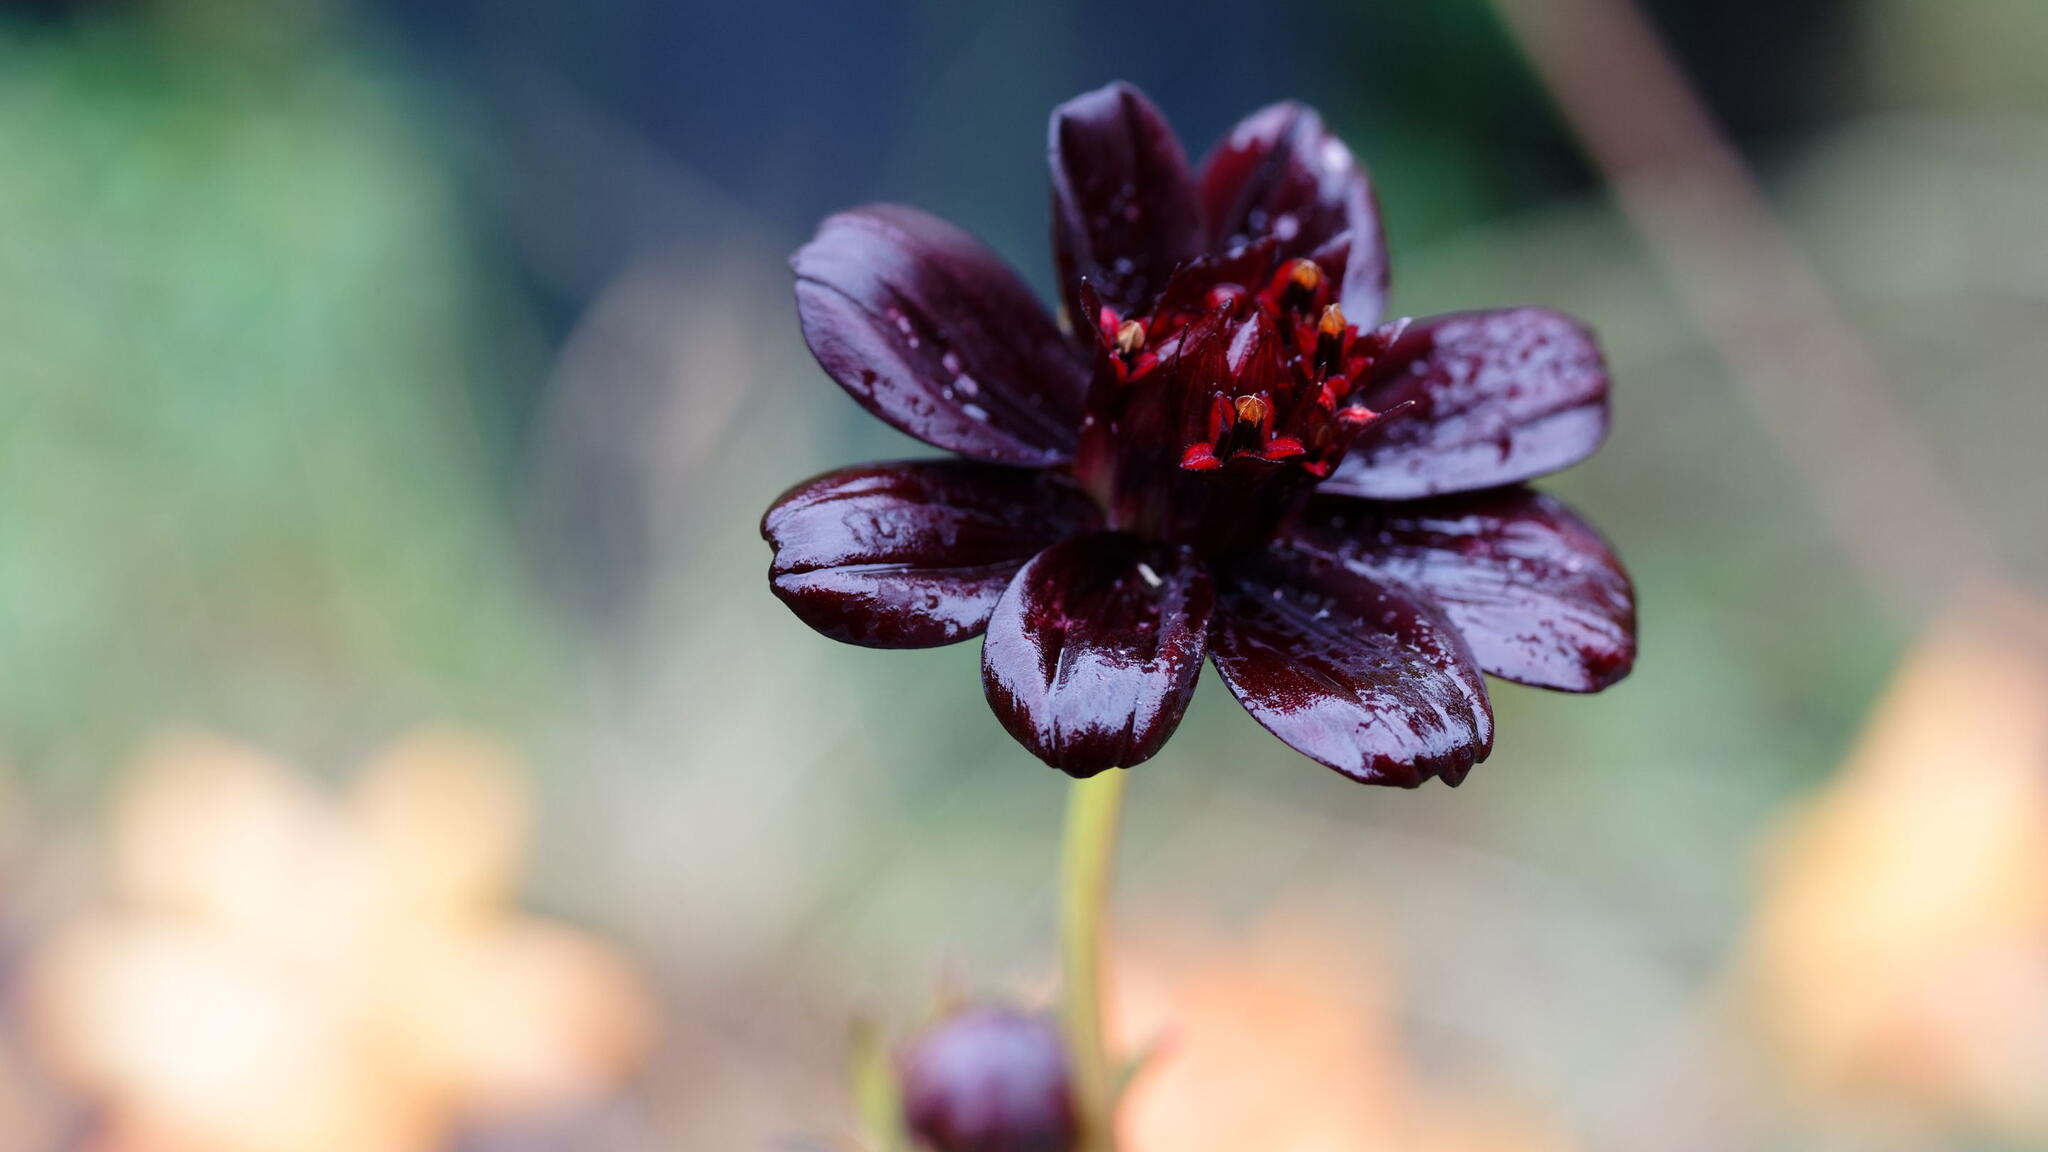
1489,0,2007,620
1488,6,2021,1145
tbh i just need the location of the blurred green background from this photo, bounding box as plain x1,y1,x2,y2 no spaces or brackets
3,0,2048,1149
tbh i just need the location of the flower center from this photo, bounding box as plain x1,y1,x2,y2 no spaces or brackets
1072,245,1403,556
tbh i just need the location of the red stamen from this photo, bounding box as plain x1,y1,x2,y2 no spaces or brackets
1206,394,1234,442
1074,247,1413,541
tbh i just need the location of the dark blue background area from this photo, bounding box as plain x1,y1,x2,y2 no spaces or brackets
328,0,1856,558
367,0,1848,281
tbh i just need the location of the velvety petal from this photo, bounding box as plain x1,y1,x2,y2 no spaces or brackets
1198,101,1389,327
1278,489,1636,691
793,204,1088,466
1209,553,1493,787
1050,82,1204,328
982,533,1214,776
763,460,1099,648
1325,308,1610,499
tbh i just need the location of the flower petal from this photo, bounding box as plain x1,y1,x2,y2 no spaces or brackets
1050,82,1204,327
1278,489,1636,692
793,204,1088,466
1209,553,1493,787
982,533,1214,776
1199,101,1389,327
763,460,1099,648
1324,308,1611,499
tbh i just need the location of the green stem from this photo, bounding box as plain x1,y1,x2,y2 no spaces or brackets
1058,769,1127,1152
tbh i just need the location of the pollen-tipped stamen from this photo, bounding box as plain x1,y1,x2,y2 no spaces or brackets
1271,258,1325,316
1114,318,1146,357
1315,304,1348,371
1079,247,1401,549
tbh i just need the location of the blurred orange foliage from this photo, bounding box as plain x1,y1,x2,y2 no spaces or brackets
1115,912,1572,1152
1744,591,2048,1136
21,729,653,1152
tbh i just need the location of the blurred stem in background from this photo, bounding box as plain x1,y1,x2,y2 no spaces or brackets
850,1016,909,1152
1488,0,2007,619
1059,770,1127,1152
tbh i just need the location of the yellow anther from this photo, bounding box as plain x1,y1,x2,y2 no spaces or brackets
1114,319,1146,356
1233,395,1269,426
1318,303,1346,338
1289,259,1323,292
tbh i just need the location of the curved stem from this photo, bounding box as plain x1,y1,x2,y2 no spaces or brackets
1059,769,1127,1152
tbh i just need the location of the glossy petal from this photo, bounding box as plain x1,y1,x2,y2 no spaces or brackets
1050,82,1203,328
763,460,1099,648
982,533,1214,776
1278,489,1636,691
1199,102,1389,327
1325,308,1610,499
794,204,1087,466
1209,554,1492,787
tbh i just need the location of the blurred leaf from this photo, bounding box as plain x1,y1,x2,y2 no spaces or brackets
0,18,553,774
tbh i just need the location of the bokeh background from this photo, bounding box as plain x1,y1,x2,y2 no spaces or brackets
3,0,2048,1148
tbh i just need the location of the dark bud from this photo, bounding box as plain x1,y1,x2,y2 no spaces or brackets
898,1007,1078,1152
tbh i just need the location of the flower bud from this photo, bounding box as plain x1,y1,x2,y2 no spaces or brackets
898,1007,1077,1152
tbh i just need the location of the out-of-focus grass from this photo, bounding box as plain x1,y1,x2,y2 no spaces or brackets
0,14,555,781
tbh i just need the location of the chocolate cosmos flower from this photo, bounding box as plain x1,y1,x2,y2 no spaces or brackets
763,82,1635,785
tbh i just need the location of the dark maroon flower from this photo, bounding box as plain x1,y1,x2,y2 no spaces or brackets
765,82,1635,786
897,1007,1077,1152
